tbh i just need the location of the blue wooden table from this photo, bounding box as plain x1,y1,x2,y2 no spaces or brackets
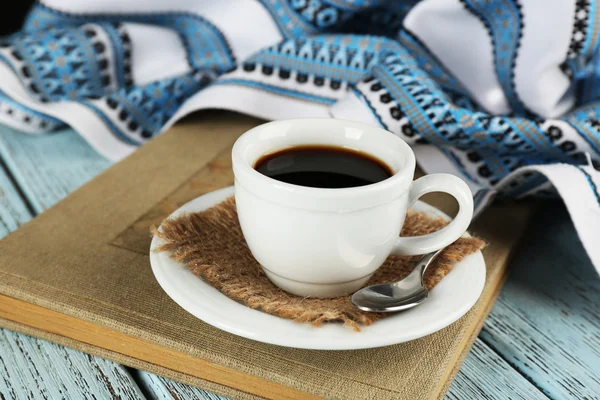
0,126,598,399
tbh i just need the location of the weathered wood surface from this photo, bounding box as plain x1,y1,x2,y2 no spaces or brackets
0,128,110,214
447,339,547,400
131,370,229,400
481,200,600,399
0,124,593,399
0,158,31,240
0,327,145,399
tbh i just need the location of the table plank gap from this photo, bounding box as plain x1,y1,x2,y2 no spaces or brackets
0,155,36,218
0,160,31,239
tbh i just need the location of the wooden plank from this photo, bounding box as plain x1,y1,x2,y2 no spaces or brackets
0,127,111,214
0,329,145,399
446,338,547,400
132,370,229,400
481,200,600,399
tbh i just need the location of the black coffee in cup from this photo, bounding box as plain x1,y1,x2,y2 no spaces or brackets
254,145,392,189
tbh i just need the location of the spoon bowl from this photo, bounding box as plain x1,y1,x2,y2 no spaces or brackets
351,284,428,312
351,249,440,312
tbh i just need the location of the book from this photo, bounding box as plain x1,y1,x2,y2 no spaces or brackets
0,112,533,400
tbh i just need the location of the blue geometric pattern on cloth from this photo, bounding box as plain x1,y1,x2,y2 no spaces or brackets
354,46,600,188
567,115,600,155
5,25,116,102
459,0,527,115
338,2,417,38
220,35,403,106
101,23,133,89
558,0,600,94
582,0,600,58
23,3,235,73
84,71,215,145
257,0,415,38
578,52,600,105
0,89,65,132
566,0,600,61
246,35,399,83
257,0,355,37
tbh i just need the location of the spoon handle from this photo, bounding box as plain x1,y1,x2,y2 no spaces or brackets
415,248,444,286
412,189,495,286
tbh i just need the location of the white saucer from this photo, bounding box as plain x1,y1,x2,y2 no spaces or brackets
150,186,486,350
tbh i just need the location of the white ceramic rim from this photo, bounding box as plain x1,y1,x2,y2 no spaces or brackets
231,118,417,211
149,186,487,350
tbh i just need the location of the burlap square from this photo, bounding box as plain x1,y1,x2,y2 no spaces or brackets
153,197,485,331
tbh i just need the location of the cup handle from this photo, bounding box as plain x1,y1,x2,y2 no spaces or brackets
391,174,474,256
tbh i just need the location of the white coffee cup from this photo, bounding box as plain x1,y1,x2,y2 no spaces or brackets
232,118,473,298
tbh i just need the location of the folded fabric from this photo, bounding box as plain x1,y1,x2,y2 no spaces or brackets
0,0,599,270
